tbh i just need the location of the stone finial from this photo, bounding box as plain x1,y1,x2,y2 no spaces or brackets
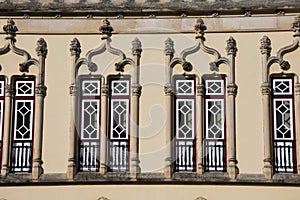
226,36,238,56
260,35,272,55
164,37,175,56
3,19,18,39
292,15,300,37
194,18,207,39
132,37,142,56
70,38,81,57
100,18,113,39
36,38,48,57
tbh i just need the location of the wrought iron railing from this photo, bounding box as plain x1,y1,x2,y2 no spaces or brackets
274,140,296,173
11,141,32,172
108,140,129,172
79,140,100,172
174,139,195,172
204,139,226,172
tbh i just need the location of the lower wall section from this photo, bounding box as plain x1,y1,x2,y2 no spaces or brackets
0,184,299,200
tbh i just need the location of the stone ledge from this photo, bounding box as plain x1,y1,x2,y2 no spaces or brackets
0,173,299,186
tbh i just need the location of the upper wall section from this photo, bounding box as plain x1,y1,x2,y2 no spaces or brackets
0,0,300,17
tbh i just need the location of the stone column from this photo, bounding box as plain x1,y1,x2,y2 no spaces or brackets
196,84,204,174
1,84,12,176
32,38,47,179
130,38,142,179
225,36,238,179
100,84,108,174
260,36,273,179
67,38,81,179
295,83,300,174
163,38,174,178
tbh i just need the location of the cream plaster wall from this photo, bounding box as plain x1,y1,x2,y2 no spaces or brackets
0,25,300,175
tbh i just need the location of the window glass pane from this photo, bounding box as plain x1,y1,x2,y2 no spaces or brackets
206,100,224,139
81,100,99,139
14,100,33,140
111,80,129,95
82,80,100,96
176,100,194,139
176,80,194,95
205,80,224,95
111,100,128,139
274,99,293,139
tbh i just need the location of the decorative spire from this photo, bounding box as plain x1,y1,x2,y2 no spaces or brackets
132,37,142,56
70,38,81,57
260,35,272,55
164,37,175,56
100,19,113,39
292,15,300,37
226,36,238,56
194,18,207,40
36,38,48,57
3,19,18,40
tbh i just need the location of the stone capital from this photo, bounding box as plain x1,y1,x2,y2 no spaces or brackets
196,84,204,96
5,84,13,97
132,85,142,96
69,84,78,96
295,83,300,95
227,84,238,96
164,85,173,96
261,83,271,95
101,84,109,96
35,84,47,97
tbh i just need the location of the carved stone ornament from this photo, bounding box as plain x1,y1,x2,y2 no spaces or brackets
196,84,204,96
101,84,109,96
164,85,173,95
194,18,207,39
3,19,18,39
226,36,238,56
5,84,13,97
261,83,271,95
69,84,78,96
260,35,272,55
36,38,48,57
132,37,142,56
100,19,113,39
292,15,300,37
227,84,238,96
70,38,81,57
209,61,219,72
164,37,175,56
36,84,47,97
115,61,125,72
279,60,291,71
182,61,193,72
132,85,142,96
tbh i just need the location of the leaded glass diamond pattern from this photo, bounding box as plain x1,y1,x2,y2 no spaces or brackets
206,100,224,139
16,81,34,96
176,80,194,95
82,80,100,96
112,80,129,95
274,99,293,139
81,100,99,139
273,79,292,95
176,100,194,139
14,100,33,140
111,100,128,139
206,80,224,95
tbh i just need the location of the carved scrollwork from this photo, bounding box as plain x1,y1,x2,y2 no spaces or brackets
226,36,238,56
260,35,272,55
70,38,81,57
164,37,175,56
100,19,113,39
132,37,142,56
36,38,48,58
35,84,47,97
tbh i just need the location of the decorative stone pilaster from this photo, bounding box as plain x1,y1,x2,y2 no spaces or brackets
295,83,300,174
1,84,13,176
100,84,109,174
196,84,204,174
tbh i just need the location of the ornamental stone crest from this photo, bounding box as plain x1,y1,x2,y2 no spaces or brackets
3,19,18,39
100,18,113,38
194,18,207,39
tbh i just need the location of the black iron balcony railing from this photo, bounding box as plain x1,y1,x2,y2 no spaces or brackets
174,139,195,172
274,140,297,173
79,140,100,172
108,140,129,172
11,141,32,172
204,139,226,172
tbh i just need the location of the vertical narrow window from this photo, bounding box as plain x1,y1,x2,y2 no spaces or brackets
108,77,130,172
203,76,226,172
174,76,196,172
0,77,5,168
271,77,297,173
79,76,101,172
11,77,35,172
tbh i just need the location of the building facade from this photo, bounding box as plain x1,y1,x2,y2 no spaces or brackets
0,0,300,199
